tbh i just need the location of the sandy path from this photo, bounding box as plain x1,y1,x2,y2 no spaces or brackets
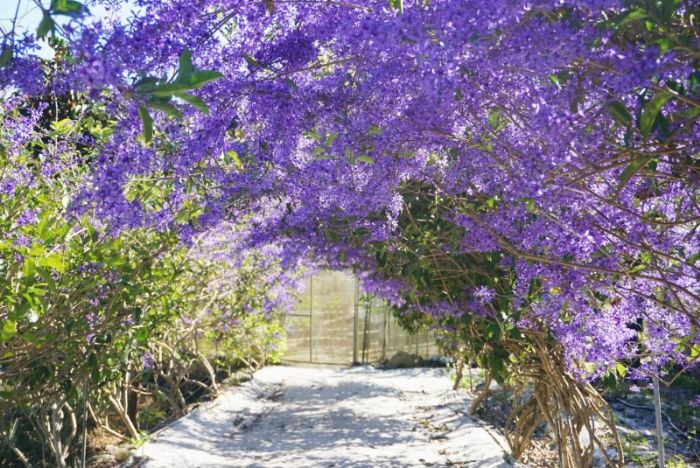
133,366,513,467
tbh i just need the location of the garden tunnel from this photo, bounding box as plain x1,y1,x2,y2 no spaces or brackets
1,0,700,466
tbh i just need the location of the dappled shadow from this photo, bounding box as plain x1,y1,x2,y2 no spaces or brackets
154,380,417,461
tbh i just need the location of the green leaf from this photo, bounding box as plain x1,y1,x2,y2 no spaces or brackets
51,118,75,135
36,268,57,293
655,37,674,53
38,254,65,272
178,49,194,81
148,101,182,119
690,344,700,358
680,106,700,120
138,106,153,143
1,320,17,343
50,0,86,17
29,244,46,257
615,362,626,378
27,285,46,297
618,8,648,27
87,352,98,369
305,130,322,142
134,76,160,93
607,101,631,126
549,70,570,87
687,252,700,265
639,91,672,138
0,47,12,68
226,150,243,170
389,0,403,13
102,255,127,267
325,132,338,146
488,108,504,131
356,155,375,164
37,12,55,39
149,70,222,96
88,353,100,381
135,327,149,345
176,93,209,114
658,0,679,23
489,355,509,385
522,197,537,213
486,322,501,339
149,82,193,96
618,156,651,192
367,125,382,136
243,53,261,68
185,70,224,88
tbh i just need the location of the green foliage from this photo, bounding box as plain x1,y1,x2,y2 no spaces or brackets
0,46,13,67
389,0,404,14
639,91,672,138
132,49,223,142
0,77,291,466
335,181,523,386
621,430,654,465
36,0,88,39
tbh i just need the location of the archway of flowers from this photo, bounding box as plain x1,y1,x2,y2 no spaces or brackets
1,1,698,466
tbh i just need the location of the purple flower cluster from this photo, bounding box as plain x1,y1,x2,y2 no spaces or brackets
3,0,699,381
473,286,496,305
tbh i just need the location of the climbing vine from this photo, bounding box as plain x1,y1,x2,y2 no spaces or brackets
1,0,699,465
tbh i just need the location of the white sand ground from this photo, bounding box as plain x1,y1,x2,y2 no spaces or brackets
133,366,514,467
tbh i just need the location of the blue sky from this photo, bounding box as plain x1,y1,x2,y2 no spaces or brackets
0,1,137,56
0,1,45,36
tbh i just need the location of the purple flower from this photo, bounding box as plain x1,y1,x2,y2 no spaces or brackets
0,0,697,386
473,286,496,304
13,235,31,248
141,352,155,370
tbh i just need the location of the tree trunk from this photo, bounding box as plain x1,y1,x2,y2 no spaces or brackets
468,371,492,414
127,388,141,432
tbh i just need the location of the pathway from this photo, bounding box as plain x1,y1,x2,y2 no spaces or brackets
133,366,513,467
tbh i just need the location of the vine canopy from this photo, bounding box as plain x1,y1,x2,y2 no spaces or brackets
1,0,699,383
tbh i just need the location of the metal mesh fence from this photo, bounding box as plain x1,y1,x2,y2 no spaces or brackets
283,271,439,365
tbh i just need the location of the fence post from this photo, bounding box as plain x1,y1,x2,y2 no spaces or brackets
309,276,313,362
653,375,665,467
362,294,371,363
353,278,358,364
382,305,387,361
